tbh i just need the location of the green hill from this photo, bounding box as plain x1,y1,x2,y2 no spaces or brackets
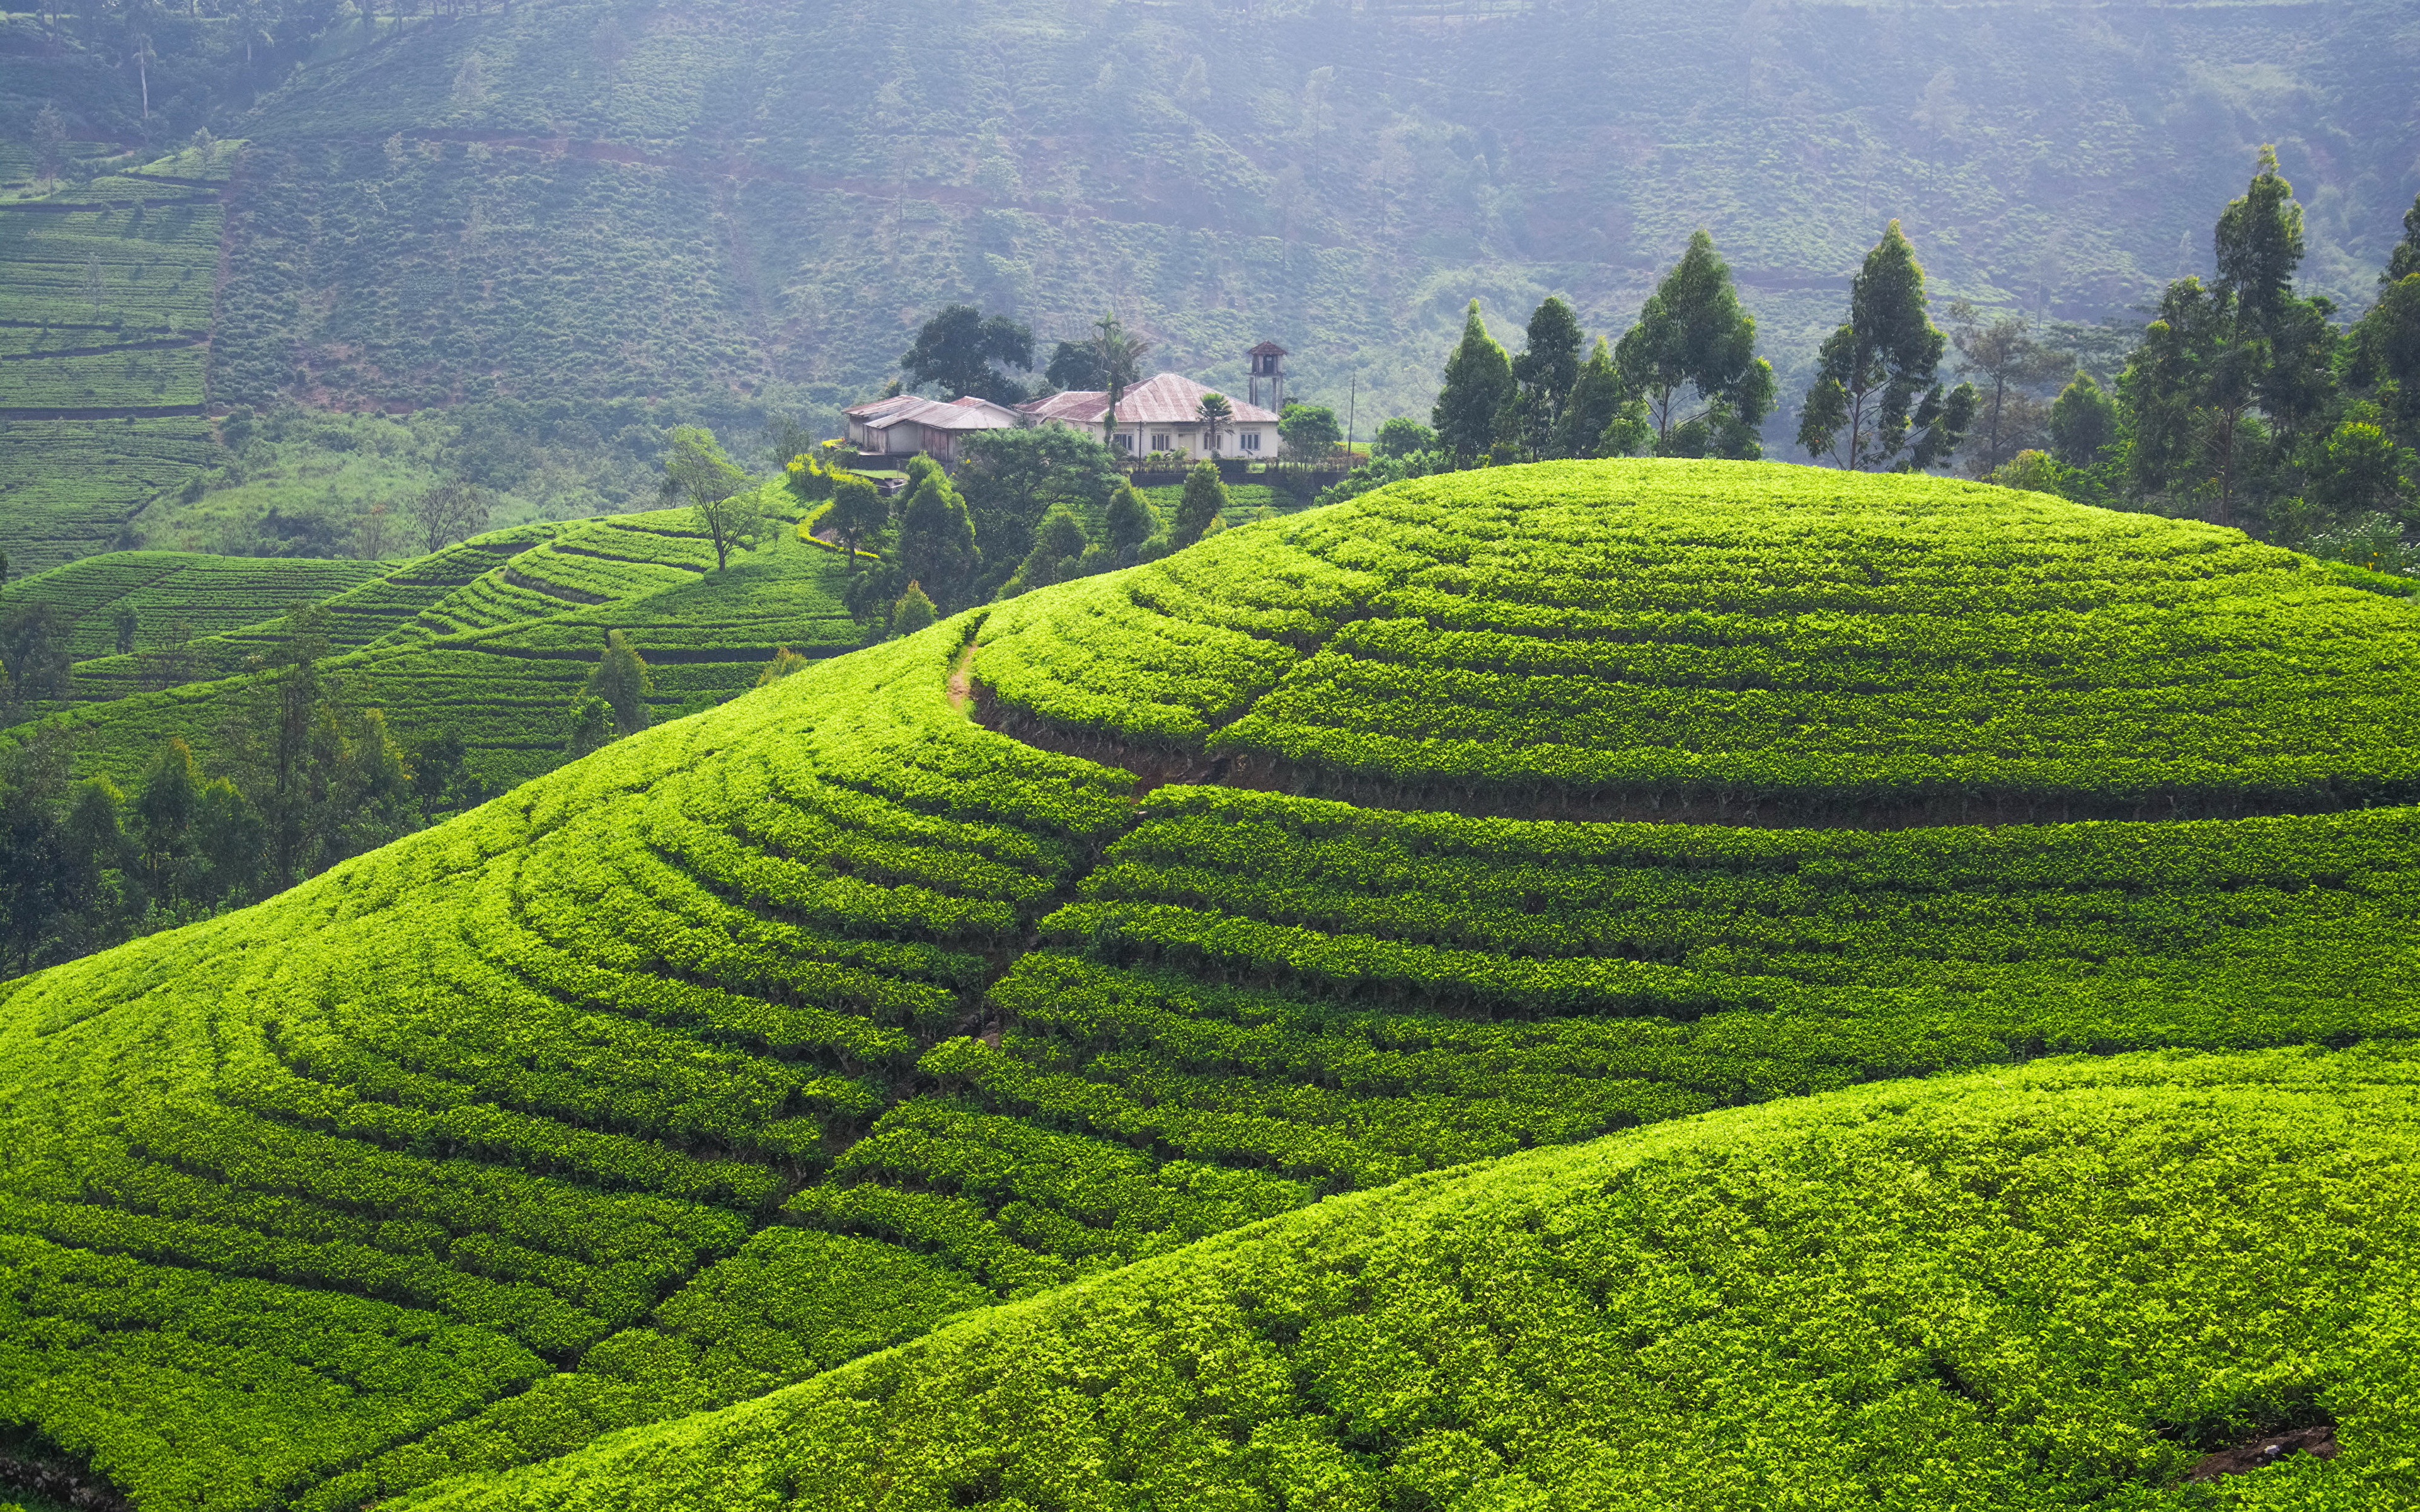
6,0,2419,572
5,488,858,792
4,551,389,662
395,1045,2420,1512
0,461,2412,1511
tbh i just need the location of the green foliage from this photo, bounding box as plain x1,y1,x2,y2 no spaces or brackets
889,582,938,639
955,428,1122,599
1505,295,1583,461
1615,231,1773,459
894,460,981,610
1276,402,1341,463
976,461,2420,815
585,632,654,737
1170,462,1227,550
391,1048,2420,1512
9,462,2420,1508
659,427,762,571
821,472,887,567
1431,299,1514,464
1799,221,1976,471
0,553,385,663
2048,369,2118,467
900,306,1034,405
1371,418,1435,459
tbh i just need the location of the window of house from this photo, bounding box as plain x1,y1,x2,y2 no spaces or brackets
1114,432,1134,452
1239,430,1262,452
1152,433,1171,452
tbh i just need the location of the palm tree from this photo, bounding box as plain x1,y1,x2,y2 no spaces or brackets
1195,391,1235,457
1092,314,1151,453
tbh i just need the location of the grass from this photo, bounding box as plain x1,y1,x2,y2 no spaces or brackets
0,462,2411,1511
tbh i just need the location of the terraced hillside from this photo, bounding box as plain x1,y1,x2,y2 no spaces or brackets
0,144,232,575
0,461,2414,1512
6,489,855,791
4,552,389,663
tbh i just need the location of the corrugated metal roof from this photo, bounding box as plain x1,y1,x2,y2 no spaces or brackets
844,393,925,421
1020,374,1279,427
864,396,1020,433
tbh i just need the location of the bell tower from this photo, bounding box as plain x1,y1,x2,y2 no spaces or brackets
1247,341,1288,413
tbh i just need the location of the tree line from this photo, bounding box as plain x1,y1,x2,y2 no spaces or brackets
0,603,478,978
1324,151,2418,573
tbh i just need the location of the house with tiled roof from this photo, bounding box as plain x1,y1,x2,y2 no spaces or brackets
1018,372,1279,461
841,394,1023,462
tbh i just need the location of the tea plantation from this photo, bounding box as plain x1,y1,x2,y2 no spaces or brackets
0,461,2414,1511
0,146,233,575
6,552,389,662
6,487,857,791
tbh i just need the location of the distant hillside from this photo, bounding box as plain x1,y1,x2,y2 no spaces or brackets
4,0,2417,571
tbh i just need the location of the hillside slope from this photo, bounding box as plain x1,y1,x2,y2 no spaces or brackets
4,488,857,791
0,462,2414,1511
396,1045,2420,1512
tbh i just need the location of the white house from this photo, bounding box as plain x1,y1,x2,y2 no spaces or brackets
1018,372,1279,460
841,394,1023,462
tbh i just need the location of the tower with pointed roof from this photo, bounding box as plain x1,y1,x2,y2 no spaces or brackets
1247,341,1287,415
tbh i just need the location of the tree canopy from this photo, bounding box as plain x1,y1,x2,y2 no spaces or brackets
901,305,1035,404
1797,221,1976,471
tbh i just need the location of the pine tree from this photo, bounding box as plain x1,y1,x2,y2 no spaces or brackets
1172,462,1226,548
1431,300,1515,465
1798,221,1975,471
585,631,652,736
1616,231,1775,457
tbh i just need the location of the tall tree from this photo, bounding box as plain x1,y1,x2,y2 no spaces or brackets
1086,314,1151,452
1278,403,1342,464
1044,340,1106,393
1798,221,1975,471
1105,481,1153,564
585,630,652,735
30,104,67,191
1555,337,1651,459
1194,391,1235,456
824,472,888,568
895,458,981,609
1432,300,1515,466
1616,231,1775,457
1947,302,2070,473
1172,462,1226,549
2119,149,2325,527
902,304,1035,404
412,476,490,554
659,425,762,570
1507,296,1584,459
2347,193,2420,447
957,428,1122,598
2048,371,2118,467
